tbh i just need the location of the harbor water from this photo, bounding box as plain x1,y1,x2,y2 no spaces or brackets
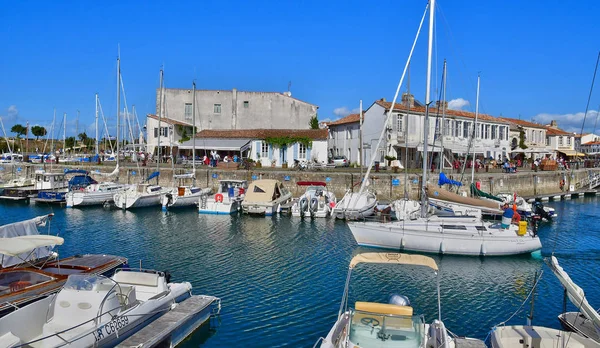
1,197,599,347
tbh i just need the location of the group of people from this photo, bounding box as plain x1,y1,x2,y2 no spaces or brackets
202,151,239,167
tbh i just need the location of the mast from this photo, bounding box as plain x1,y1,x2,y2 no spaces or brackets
63,112,67,153
95,93,99,156
470,74,480,187
192,80,196,175
50,109,55,157
359,99,363,178
157,68,164,173
116,53,121,167
439,59,447,173
404,65,411,199
420,0,435,218
75,110,79,148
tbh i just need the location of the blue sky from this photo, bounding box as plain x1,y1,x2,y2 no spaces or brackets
1,0,600,138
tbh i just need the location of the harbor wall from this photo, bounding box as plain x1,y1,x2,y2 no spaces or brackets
2,163,597,200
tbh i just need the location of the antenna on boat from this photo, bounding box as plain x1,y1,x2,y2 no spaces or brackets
116,48,121,174
469,74,481,190
192,80,197,183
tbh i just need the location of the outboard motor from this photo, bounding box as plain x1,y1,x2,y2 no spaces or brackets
299,197,308,218
164,271,172,283
309,197,319,216
389,294,411,306
532,201,551,221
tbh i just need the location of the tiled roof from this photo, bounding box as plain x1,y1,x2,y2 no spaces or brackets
195,128,328,140
498,117,546,129
327,113,361,126
147,114,193,127
582,141,600,145
544,126,572,136
574,133,592,138
374,100,506,123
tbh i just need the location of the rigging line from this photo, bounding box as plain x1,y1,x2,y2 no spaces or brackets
580,51,600,137
98,97,115,155
593,103,600,136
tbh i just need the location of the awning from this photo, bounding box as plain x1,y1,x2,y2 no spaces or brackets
557,149,586,157
0,235,64,256
349,252,438,271
178,138,252,152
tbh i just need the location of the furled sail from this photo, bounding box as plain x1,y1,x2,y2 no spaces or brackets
92,164,119,177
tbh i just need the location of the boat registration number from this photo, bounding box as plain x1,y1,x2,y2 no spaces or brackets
93,316,129,341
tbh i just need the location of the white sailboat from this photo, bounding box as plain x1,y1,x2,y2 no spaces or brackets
319,252,485,348
346,0,541,256
0,269,194,347
333,189,376,220
161,81,211,211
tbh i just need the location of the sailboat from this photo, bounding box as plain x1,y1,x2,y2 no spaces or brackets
346,0,541,256
160,81,211,211
66,60,129,207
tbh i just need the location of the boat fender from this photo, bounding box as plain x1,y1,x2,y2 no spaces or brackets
400,237,405,249
215,193,224,203
439,242,445,254
480,243,486,256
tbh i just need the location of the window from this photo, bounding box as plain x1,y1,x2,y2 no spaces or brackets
154,128,158,138
491,125,497,140
214,104,221,113
330,131,335,140
443,119,451,136
484,125,490,139
348,148,351,160
347,128,352,139
463,122,470,138
454,121,461,137
159,127,168,137
396,115,403,134
558,136,563,146
546,137,550,146
184,103,192,120
261,141,269,158
567,137,572,145
243,101,249,108
298,143,307,159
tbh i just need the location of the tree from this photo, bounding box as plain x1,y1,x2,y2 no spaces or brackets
309,115,319,129
10,124,27,139
78,132,88,143
65,136,76,149
31,126,47,140
518,129,528,149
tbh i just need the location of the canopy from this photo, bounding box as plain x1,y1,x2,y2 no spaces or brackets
179,138,252,152
0,214,57,267
243,179,280,203
297,181,326,187
438,172,462,187
349,252,438,271
558,149,586,157
470,183,503,202
0,235,64,256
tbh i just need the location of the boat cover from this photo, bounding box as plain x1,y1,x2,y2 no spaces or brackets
145,171,160,182
92,165,119,177
0,215,56,267
243,180,281,203
350,252,438,271
470,183,503,202
426,184,500,210
0,235,64,256
549,256,600,334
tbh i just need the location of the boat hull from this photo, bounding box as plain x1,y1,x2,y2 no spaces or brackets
348,218,542,256
66,188,127,207
198,199,241,215
114,190,164,210
161,188,212,210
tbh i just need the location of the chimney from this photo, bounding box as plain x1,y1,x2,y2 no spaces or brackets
435,100,448,109
550,120,558,128
401,93,415,108
379,97,386,102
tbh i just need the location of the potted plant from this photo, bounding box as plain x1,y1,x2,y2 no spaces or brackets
282,161,288,169
255,152,262,168
385,155,396,167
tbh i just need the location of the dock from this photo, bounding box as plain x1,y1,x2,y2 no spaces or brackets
117,295,221,348
522,189,598,203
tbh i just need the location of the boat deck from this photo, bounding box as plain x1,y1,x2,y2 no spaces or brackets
117,295,220,348
559,312,600,342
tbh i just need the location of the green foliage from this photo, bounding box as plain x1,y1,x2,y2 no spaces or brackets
177,125,192,143
31,125,47,140
309,115,319,129
65,136,76,149
78,132,88,142
384,155,397,161
10,124,27,138
519,129,528,149
265,136,312,148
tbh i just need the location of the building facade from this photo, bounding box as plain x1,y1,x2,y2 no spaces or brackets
544,120,576,157
326,113,363,165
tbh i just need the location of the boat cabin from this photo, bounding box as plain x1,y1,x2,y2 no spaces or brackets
34,172,67,191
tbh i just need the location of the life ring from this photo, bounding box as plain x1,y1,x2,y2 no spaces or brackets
512,211,521,224
559,179,565,189
10,281,31,292
215,193,224,203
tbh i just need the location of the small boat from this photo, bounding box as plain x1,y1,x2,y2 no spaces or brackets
66,182,130,207
490,325,600,347
0,268,193,347
319,252,485,348
160,173,212,211
0,177,35,189
241,179,292,216
333,190,377,220
291,181,336,218
113,172,169,210
495,192,557,220
548,256,600,343
33,169,97,205
198,179,248,215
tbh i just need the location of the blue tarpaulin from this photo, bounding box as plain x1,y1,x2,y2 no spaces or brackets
438,172,462,187
145,171,160,182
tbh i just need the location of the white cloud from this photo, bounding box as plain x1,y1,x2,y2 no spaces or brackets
531,110,600,134
333,106,360,118
0,105,19,124
448,98,470,110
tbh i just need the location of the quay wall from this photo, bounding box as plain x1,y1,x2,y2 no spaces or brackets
2,163,597,200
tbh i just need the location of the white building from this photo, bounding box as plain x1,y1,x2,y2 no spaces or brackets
326,113,362,165
575,133,600,153
544,121,578,158
146,114,194,158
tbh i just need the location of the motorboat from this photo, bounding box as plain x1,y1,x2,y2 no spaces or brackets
0,214,60,269
241,179,292,216
0,268,193,347
495,192,557,220
490,325,600,347
66,182,129,207
548,256,600,343
0,177,35,189
33,169,98,204
333,190,377,220
291,181,336,218
198,179,248,215
160,173,212,211
319,252,485,348
113,172,169,210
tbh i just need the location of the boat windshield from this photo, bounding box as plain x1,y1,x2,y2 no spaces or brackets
0,271,54,295
349,309,424,348
63,274,107,291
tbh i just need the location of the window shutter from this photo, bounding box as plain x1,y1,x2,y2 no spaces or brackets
293,143,298,160
268,144,273,159
154,128,158,138
307,145,312,161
